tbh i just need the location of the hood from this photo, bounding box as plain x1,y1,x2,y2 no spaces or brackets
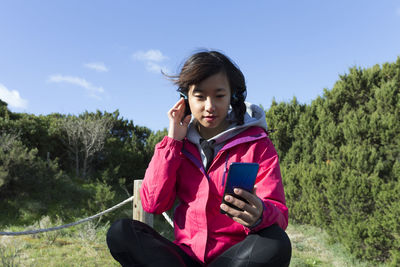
186,102,267,169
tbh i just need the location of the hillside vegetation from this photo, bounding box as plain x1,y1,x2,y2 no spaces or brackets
265,58,400,265
1,58,399,265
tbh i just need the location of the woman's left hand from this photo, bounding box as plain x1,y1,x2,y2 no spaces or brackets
220,188,263,228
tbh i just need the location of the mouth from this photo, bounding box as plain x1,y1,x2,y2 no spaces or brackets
203,115,217,122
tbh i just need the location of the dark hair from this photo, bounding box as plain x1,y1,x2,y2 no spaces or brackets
168,50,247,125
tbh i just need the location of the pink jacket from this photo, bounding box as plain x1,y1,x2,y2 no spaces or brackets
140,126,288,264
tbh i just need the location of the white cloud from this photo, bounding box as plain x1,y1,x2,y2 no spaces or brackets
132,49,169,73
84,62,109,72
47,74,104,99
0,83,28,109
145,62,169,74
132,49,168,62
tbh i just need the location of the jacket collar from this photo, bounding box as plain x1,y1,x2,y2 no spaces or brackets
220,126,267,152
183,126,268,162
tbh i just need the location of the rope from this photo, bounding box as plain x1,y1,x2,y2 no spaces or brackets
162,212,174,228
0,196,134,236
0,195,175,236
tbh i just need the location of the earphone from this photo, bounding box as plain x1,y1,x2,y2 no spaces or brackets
177,88,191,118
231,89,247,103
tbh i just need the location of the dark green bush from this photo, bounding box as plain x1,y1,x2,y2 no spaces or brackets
266,58,400,264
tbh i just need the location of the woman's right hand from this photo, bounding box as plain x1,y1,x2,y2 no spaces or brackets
167,98,191,141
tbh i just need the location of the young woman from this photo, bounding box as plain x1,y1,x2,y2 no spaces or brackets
107,50,291,266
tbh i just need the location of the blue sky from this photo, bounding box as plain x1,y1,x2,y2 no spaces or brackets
1,1,400,131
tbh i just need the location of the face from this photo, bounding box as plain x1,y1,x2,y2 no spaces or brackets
188,72,231,139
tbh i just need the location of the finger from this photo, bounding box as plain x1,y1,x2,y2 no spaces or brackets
231,189,263,220
231,215,253,227
167,108,179,121
168,98,185,114
220,201,261,227
220,204,254,227
220,203,245,218
182,114,191,126
221,195,257,220
172,98,185,108
168,103,185,121
234,188,261,208
224,194,248,212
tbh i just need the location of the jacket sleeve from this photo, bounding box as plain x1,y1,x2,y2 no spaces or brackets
244,138,289,234
140,136,183,214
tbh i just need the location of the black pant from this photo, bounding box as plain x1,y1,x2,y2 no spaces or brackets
106,219,291,267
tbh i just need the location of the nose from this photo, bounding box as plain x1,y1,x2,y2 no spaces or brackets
205,97,216,112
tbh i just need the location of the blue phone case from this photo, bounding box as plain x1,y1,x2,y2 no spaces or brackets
220,162,259,214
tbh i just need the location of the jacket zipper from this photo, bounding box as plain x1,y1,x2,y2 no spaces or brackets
221,152,230,186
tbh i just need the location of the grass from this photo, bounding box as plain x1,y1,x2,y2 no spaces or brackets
286,223,389,267
0,217,119,267
0,215,392,266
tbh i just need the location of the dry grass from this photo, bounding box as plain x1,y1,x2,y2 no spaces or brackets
0,219,118,267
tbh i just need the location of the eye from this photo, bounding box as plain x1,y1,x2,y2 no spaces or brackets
194,94,204,99
216,95,226,98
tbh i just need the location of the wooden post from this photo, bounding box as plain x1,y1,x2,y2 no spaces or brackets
133,180,153,227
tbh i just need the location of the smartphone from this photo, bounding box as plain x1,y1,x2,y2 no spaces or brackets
179,91,191,120
220,162,259,214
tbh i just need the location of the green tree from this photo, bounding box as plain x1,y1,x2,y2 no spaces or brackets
265,57,400,264
94,111,153,191
0,99,10,118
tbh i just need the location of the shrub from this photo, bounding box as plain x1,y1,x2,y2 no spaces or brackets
266,58,400,263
